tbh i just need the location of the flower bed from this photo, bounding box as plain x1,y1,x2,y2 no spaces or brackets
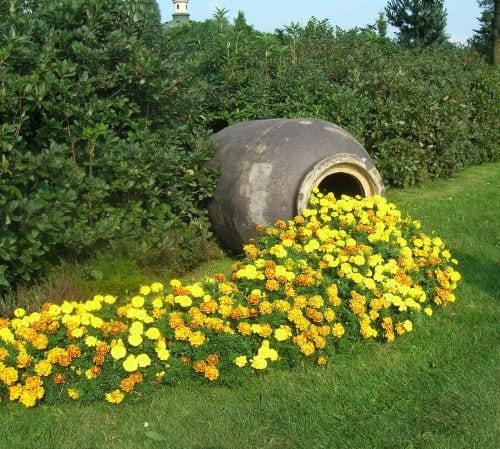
0,191,461,407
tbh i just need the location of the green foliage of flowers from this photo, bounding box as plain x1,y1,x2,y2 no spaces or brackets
0,192,461,407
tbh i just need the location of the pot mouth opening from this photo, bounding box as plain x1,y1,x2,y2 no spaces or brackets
317,172,365,198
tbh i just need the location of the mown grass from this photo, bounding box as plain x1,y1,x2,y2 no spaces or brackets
0,162,499,449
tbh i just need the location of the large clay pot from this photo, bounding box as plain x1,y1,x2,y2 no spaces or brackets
208,118,385,253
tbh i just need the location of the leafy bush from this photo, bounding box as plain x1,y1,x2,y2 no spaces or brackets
174,17,499,186
0,0,218,297
0,192,461,407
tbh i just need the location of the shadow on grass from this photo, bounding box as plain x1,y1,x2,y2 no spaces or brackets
451,249,500,300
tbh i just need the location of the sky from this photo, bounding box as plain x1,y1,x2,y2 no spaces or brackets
158,0,482,44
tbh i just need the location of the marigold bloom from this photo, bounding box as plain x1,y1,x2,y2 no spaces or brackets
67,388,79,400
192,360,207,373
204,365,219,381
105,389,125,405
53,374,65,384
251,355,268,370
234,356,247,367
206,354,219,366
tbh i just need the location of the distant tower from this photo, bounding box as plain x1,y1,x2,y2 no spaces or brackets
167,0,190,27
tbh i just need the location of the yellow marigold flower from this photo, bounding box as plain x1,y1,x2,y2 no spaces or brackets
85,335,98,347
317,356,327,366
259,301,273,315
122,355,138,372
175,295,193,308
105,389,125,405
16,352,32,369
204,365,219,381
395,322,406,335
129,321,144,335
270,244,287,259
67,388,79,400
332,323,345,338
274,325,292,341
299,342,315,356
152,297,164,309
251,355,268,370
136,353,151,368
111,343,127,360
189,331,206,347
324,308,336,322
265,279,280,291
19,391,37,408
170,279,181,288
0,348,8,361
131,296,145,308
0,327,15,343
145,327,161,340
403,320,413,332
187,283,205,298
234,356,247,367
71,327,84,338
103,295,116,304
34,360,52,377
151,282,164,293
424,307,433,316
139,285,151,296
237,322,252,336
9,383,22,401
156,348,170,361
128,334,143,347
0,366,19,385
14,308,26,318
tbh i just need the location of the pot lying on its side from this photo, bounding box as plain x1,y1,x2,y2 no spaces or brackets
208,118,385,253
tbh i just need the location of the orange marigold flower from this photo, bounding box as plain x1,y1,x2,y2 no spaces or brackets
206,354,219,366
214,273,226,282
46,322,60,334
129,372,143,384
120,378,135,393
192,360,207,374
53,374,65,384
93,354,106,366
246,294,260,305
95,342,108,356
181,356,191,366
57,353,72,367
0,318,10,328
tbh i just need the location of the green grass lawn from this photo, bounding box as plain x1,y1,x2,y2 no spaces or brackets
1,162,499,449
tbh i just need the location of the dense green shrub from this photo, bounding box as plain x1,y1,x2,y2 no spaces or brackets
173,17,499,186
0,0,217,298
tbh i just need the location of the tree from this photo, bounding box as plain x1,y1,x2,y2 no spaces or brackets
385,0,448,46
494,0,500,64
468,1,494,62
377,10,388,39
